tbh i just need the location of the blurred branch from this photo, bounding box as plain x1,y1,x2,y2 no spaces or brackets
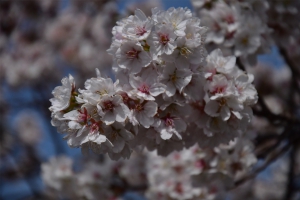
234,143,290,188
278,46,300,77
236,57,246,71
237,57,299,124
283,143,297,200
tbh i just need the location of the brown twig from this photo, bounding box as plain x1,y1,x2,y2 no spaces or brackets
233,144,290,188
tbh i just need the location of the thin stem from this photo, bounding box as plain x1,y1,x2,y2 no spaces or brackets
234,144,290,188
283,142,299,200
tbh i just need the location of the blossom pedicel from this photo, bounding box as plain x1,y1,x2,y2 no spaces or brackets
49,7,258,160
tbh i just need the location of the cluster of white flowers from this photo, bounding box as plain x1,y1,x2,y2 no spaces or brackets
42,135,257,200
15,111,42,146
0,0,116,87
44,1,116,77
0,43,56,86
49,7,258,160
192,0,271,66
146,134,257,200
41,156,121,200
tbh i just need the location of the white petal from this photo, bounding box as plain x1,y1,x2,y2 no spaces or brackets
111,136,125,153
220,106,231,121
68,121,82,129
160,129,173,140
137,112,154,128
103,112,116,125
93,134,106,144
143,101,158,117
204,100,220,117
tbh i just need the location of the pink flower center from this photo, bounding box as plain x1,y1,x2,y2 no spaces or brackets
138,84,150,94
77,108,88,123
225,15,235,24
173,166,183,173
213,22,221,31
191,101,205,113
121,93,130,104
174,153,181,160
212,86,226,95
135,103,143,112
195,159,206,169
158,33,170,45
90,122,100,134
135,26,147,36
126,48,140,59
225,31,236,39
162,114,176,127
175,182,183,194
103,100,114,111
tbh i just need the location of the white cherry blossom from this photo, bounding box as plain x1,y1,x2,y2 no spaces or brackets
116,41,151,74
49,75,75,113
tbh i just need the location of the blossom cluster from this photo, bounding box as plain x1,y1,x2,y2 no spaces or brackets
0,0,116,87
49,7,258,160
146,134,257,200
42,134,257,200
41,156,119,199
191,0,271,66
42,153,148,200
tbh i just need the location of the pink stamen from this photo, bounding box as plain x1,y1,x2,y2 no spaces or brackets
77,107,89,123
136,26,147,36
103,100,114,112
89,119,102,134
195,159,206,169
135,103,144,112
126,48,140,59
162,114,177,127
212,86,226,95
138,84,150,94
225,15,235,24
158,33,170,45
90,123,99,134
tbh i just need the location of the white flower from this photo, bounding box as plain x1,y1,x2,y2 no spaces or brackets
79,76,117,105
206,48,236,76
155,113,186,140
234,29,261,57
129,69,166,100
159,62,192,97
123,9,153,41
61,106,107,147
116,41,151,73
185,18,207,48
41,156,74,190
206,74,237,101
97,95,130,125
49,75,75,112
156,7,192,37
104,123,134,153
234,73,258,105
148,25,177,56
129,101,158,128
162,37,207,67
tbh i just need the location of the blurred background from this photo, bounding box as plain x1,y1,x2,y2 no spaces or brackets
0,0,299,200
